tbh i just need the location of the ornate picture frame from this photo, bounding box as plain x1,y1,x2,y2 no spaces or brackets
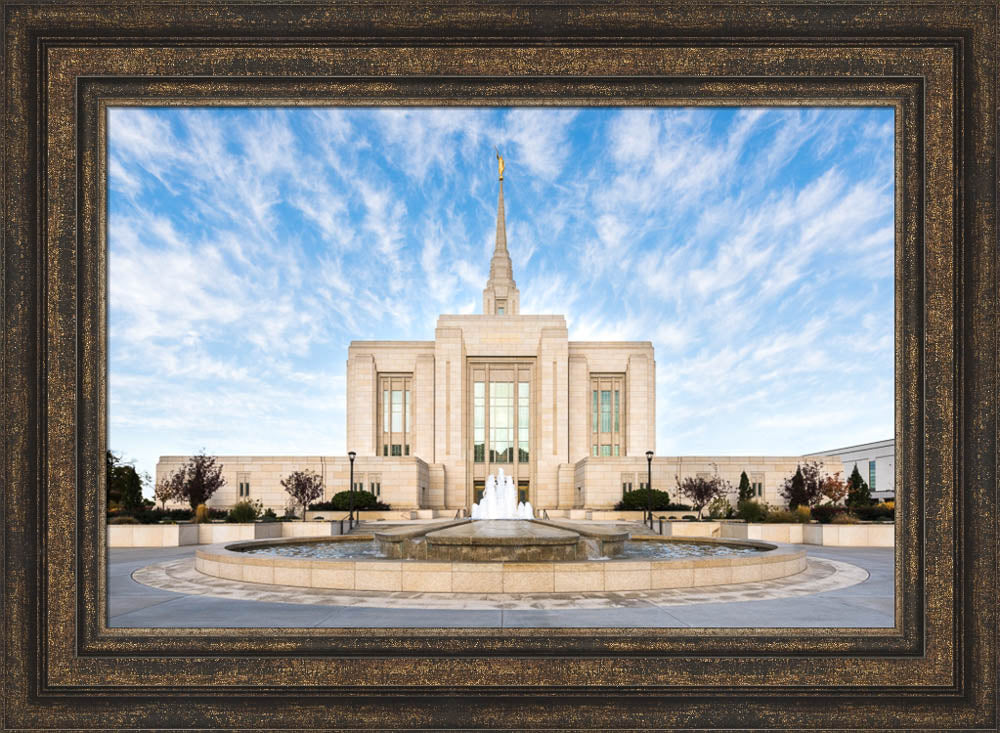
3,2,996,729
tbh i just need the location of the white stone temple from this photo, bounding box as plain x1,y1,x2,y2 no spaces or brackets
158,157,842,513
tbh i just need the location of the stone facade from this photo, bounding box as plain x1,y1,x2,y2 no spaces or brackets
156,172,844,513
157,455,429,513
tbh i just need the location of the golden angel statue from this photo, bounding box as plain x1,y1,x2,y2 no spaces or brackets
495,148,505,180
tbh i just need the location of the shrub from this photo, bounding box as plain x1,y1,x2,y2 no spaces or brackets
764,509,809,524
310,490,389,512
614,488,689,511
109,516,139,524
794,505,812,523
107,507,195,524
810,504,846,524
260,508,278,523
832,512,860,524
706,495,734,519
736,499,767,523
195,504,209,523
853,503,894,522
226,499,262,523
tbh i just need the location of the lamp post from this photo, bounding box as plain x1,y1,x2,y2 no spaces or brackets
645,450,654,529
348,451,357,527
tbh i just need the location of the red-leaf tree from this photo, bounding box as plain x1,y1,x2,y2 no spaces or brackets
175,452,227,510
154,470,184,510
676,474,731,519
281,469,325,521
819,471,848,505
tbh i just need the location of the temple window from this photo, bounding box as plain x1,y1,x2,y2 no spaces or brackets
590,374,625,457
378,374,412,458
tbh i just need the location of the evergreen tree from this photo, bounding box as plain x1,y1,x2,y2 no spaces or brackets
779,461,826,508
107,450,145,514
846,463,872,507
780,466,808,509
737,471,753,502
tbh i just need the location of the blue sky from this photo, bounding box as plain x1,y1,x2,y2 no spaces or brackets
108,106,894,488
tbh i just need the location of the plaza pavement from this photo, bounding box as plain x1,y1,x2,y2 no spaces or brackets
108,544,894,629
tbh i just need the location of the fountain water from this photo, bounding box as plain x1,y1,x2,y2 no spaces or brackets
470,467,534,519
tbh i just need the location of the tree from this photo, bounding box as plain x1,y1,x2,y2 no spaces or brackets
281,469,325,521
676,474,730,519
176,451,227,510
819,471,848,505
154,470,184,510
780,460,825,509
106,450,145,514
782,466,807,509
737,471,754,503
846,463,872,507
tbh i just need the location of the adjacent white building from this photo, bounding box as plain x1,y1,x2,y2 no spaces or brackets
807,439,895,501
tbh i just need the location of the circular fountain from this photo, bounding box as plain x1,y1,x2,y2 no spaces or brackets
373,518,627,561
193,471,808,593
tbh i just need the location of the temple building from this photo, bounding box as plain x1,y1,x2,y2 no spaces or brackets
157,158,843,514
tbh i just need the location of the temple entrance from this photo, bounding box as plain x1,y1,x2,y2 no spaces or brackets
468,360,534,508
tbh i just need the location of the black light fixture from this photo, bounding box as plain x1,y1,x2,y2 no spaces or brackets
348,451,357,525
645,450,654,529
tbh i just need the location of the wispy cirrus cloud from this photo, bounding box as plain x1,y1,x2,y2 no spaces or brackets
109,106,893,485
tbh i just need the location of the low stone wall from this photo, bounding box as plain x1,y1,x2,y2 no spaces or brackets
661,521,723,538
801,523,894,547
719,522,893,547
109,521,341,548
107,524,201,548
194,536,806,593
720,522,804,544
542,509,698,521
304,509,458,522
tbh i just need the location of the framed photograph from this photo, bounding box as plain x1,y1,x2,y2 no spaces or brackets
3,2,997,730
105,102,896,634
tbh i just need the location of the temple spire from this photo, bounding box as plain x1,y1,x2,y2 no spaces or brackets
483,151,519,315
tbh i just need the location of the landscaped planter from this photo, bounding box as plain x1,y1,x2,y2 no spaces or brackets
107,523,200,547
721,522,805,544
278,521,343,538
109,521,345,547
802,523,894,547
722,521,895,547
660,521,723,538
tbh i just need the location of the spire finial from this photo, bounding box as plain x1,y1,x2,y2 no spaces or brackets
482,159,519,315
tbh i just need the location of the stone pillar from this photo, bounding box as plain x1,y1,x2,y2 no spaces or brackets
626,353,650,458
434,326,465,508
413,353,435,463
346,352,376,456
568,353,589,464
536,325,569,508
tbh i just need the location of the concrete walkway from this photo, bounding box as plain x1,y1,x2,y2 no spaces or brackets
108,544,894,629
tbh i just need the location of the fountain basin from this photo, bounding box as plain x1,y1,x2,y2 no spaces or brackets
373,519,627,561
194,534,806,593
